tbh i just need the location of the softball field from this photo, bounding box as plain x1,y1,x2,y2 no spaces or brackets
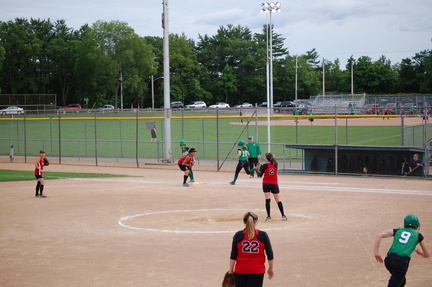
0,160,431,287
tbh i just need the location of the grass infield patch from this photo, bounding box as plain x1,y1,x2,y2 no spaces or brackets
0,169,130,182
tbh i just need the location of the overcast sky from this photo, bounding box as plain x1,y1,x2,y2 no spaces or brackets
2,0,431,68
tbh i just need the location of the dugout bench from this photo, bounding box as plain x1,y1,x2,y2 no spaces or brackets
283,144,428,177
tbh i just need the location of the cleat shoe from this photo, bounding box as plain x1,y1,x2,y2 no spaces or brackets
40,194,47,198
266,216,271,221
229,181,235,185
183,183,189,187
188,180,195,183
35,194,40,198
282,216,287,221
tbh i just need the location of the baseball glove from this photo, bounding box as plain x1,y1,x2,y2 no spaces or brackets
222,272,235,287
256,162,262,171
43,158,50,166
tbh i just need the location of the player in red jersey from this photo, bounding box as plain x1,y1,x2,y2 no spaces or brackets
257,153,287,221
34,150,47,198
178,148,196,187
227,212,274,287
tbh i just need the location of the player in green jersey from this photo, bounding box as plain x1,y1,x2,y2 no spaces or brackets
374,214,430,287
229,140,257,185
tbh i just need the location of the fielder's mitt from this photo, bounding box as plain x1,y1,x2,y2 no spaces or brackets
43,158,50,166
222,272,235,287
256,162,262,171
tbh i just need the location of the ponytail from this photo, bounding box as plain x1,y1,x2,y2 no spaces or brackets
243,212,258,240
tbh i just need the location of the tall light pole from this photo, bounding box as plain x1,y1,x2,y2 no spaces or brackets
295,56,298,102
119,71,123,110
350,59,355,95
261,2,281,152
150,76,164,110
162,0,172,162
322,58,327,97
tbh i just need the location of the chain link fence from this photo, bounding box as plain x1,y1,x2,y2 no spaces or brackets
1,106,430,177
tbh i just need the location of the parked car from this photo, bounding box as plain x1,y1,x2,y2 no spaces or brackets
209,102,230,109
170,101,184,108
0,106,25,115
185,101,207,109
258,102,267,107
363,104,380,114
273,101,295,113
234,102,253,108
59,104,82,113
98,104,115,111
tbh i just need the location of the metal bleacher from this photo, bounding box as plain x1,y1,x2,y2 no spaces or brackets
310,93,366,114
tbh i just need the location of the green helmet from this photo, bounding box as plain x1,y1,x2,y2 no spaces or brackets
238,140,245,146
179,140,186,146
404,214,420,229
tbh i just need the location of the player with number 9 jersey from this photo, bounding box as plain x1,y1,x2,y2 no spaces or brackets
374,214,430,287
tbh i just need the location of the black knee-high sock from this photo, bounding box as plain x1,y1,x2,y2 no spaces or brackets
183,175,188,184
277,201,285,216
36,181,41,195
265,199,271,217
40,184,44,194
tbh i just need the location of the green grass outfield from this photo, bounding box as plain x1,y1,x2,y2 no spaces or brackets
0,112,402,159
0,169,130,182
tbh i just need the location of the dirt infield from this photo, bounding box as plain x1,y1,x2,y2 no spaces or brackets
1,161,431,287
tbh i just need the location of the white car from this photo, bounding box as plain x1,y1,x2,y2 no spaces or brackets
186,101,207,109
0,106,25,115
209,102,230,109
98,104,115,111
234,102,253,108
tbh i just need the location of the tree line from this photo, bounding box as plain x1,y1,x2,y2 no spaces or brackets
0,18,431,108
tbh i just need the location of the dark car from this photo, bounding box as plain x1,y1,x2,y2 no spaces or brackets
59,104,82,113
274,101,295,113
363,104,380,114
170,101,184,108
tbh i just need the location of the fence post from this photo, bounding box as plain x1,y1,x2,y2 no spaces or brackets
58,112,61,164
9,145,14,162
94,113,98,166
135,111,139,168
334,105,338,175
24,112,27,163
216,109,220,171
401,116,405,146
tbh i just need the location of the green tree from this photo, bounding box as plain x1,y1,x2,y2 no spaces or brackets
77,20,154,108
197,24,264,105
0,19,41,94
0,44,4,93
215,64,237,103
169,34,206,105
47,20,84,105
398,58,417,93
